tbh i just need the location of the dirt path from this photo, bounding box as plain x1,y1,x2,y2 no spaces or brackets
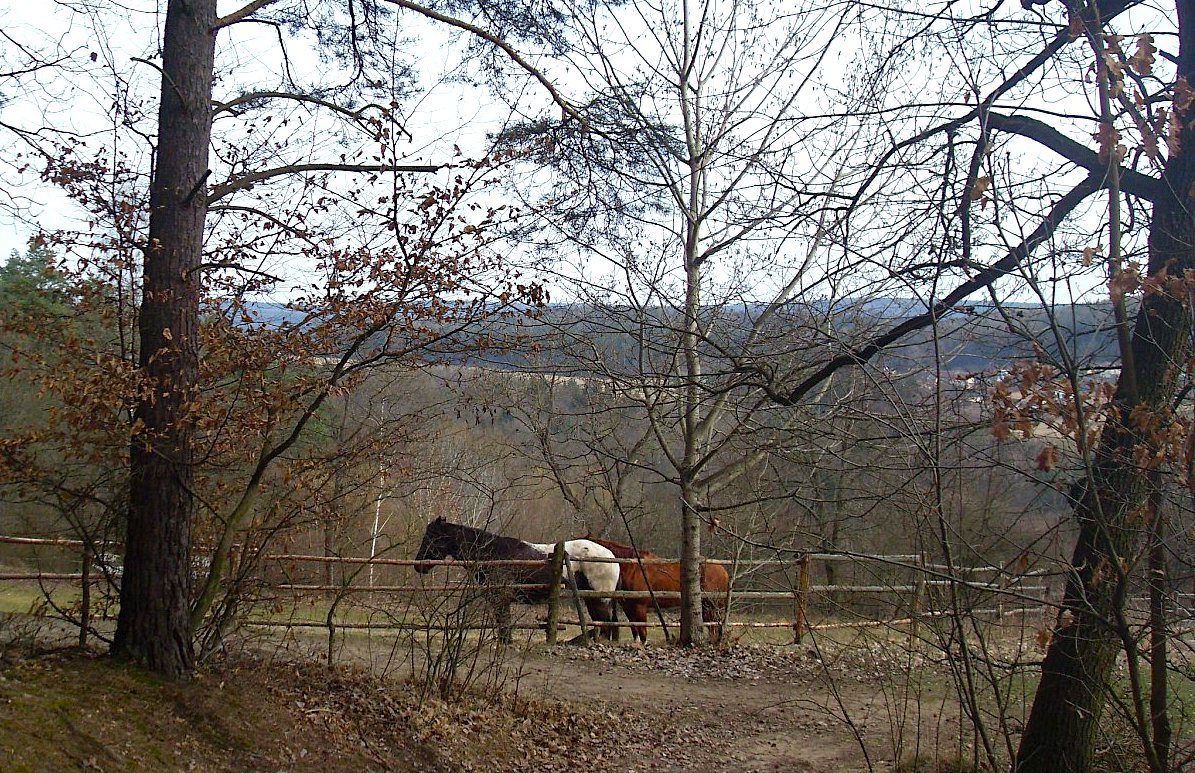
282,629,970,772
513,647,878,772
494,637,977,773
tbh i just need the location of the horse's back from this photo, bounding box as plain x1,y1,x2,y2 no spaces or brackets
561,538,616,563
524,539,618,592
581,534,639,558
577,534,729,594
465,536,554,603
562,539,619,592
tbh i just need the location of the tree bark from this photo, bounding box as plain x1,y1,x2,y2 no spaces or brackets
1148,484,1171,770
1016,1,1195,764
112,0,216,676
679,486,704,644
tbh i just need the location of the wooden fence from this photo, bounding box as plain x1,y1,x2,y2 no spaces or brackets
0,535,1051,645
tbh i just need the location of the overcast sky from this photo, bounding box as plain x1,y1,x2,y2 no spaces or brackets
0,0,524,261
1,0,1150,310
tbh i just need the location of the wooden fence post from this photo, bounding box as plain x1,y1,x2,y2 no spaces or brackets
793,555,810,644
546,542,565,645
997,567,1006,619
911,552,927,646
78,545,90,649
563,551,590,645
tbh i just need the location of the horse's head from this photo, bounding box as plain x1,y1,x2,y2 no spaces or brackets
414,517,453,573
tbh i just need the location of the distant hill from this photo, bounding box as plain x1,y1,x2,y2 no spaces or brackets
869,302,1121,374
210,300,311,328
219,297,1122,376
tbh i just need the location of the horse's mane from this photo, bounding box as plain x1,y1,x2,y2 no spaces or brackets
432,518,543,558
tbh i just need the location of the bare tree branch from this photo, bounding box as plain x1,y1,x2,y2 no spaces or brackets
214,0,282,30
377,0,585,126
213,90,394,126
987,112,1161,201
207,162,445,203
752,173,1103,407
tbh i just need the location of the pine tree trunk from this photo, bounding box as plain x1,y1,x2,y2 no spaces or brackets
112,0,216,676
1016,3,1195,763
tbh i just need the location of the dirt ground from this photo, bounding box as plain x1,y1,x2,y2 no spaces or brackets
528,642,979,772
0,612,981,772
515,645,882,772
300,622,978,773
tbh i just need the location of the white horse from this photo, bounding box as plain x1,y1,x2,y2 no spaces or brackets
526,538,620,639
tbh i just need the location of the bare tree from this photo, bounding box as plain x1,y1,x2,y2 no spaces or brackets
491,0,881,645
716,0,1194,767
501,0,1194,762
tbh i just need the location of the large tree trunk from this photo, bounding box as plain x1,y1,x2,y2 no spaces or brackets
112,0,216,676
1016,3,1195,765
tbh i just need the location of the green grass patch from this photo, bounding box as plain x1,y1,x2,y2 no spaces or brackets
0,581,85,614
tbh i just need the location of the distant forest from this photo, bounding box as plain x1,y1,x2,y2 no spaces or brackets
240,298,1124,377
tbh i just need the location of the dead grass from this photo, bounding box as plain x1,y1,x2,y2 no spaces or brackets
0,648,659,773
894,757,979,773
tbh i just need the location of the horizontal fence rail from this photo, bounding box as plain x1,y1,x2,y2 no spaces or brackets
0,534,1053,644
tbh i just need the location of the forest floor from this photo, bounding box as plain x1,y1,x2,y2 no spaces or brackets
0,612,1023,772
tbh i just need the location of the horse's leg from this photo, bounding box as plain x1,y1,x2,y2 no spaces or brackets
601,571,619,641
583,598,609,640
608,596,620,642
578,577,611,640
590,582,618,641
603,564,621,641
702,598,723,644
630,601,648,644
619,599,636,642
577,570,615,641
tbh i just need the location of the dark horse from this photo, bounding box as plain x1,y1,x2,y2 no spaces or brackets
415,517,615,643
584,534,729,643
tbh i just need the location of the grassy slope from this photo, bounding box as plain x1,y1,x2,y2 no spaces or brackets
0,652,627,773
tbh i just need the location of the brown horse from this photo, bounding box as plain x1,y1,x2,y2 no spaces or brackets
583,534,729,643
